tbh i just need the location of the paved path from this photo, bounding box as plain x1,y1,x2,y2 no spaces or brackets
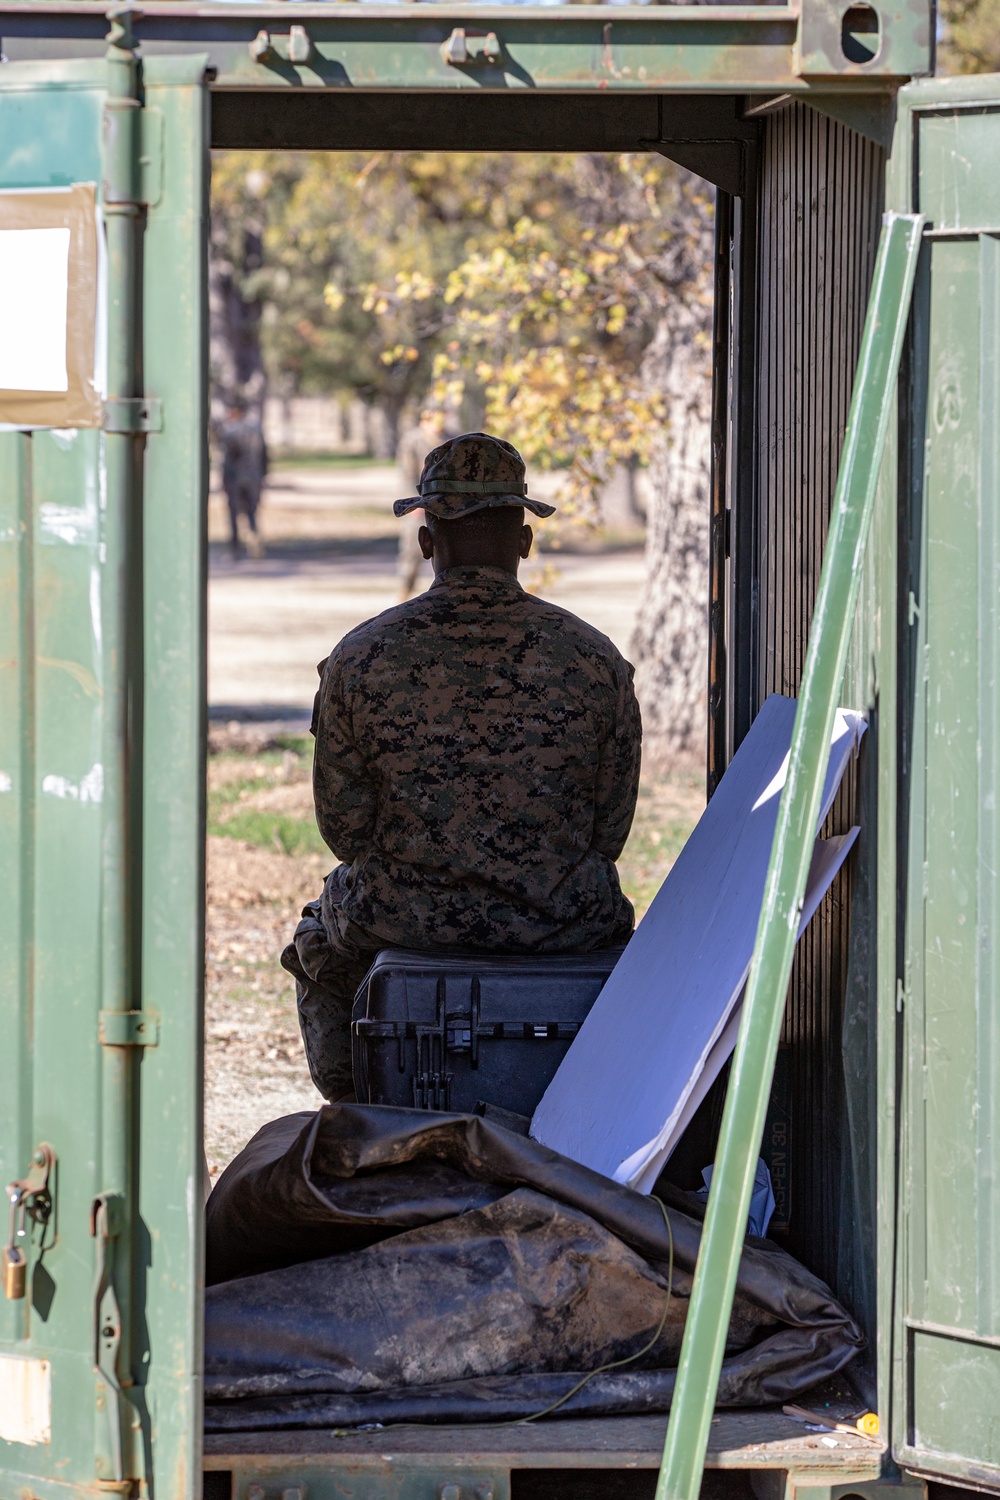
208,463,647,717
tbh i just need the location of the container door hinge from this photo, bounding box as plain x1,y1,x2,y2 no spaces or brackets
91,1192,126,1485
99,1009,160,1048
103,397,162,434
896,977,907,1013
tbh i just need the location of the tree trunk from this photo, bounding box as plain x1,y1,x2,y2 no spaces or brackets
630,179,715,775
367,396,404,460
208,206,267,429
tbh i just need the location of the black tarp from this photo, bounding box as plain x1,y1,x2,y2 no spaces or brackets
204,1104,863,1431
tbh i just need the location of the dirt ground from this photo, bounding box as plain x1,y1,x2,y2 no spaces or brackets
205,830,325,1176
204,463,703,1179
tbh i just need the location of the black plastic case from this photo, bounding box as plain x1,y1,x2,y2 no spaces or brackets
352,947,623,1117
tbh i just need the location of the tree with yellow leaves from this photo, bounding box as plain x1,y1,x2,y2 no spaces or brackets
937,0,1000,73
360,154,715,765
212,149,715,767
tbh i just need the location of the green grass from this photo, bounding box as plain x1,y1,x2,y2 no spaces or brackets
215,808,328,858
207,740,311,796
207,741,326,857
270,732,313,758
208,774,267,820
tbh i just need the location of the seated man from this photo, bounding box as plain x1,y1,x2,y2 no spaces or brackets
282,432,642,1100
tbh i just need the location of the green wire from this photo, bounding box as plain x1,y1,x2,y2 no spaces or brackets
513,1194,675,1425
329,1195,676,1436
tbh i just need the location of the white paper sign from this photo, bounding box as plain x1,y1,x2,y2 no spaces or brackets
0,226,71,392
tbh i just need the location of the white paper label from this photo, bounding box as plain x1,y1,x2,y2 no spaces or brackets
0,227,71,392
0,1354,51,1445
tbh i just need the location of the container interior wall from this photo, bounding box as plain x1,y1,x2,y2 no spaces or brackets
732,100,885,1352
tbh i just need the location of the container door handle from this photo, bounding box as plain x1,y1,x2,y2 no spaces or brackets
91,1192,126,1484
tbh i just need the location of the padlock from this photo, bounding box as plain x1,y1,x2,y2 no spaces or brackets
4,1188,27,1300
2,1245,26,1300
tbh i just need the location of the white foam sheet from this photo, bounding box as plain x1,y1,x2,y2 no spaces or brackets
624,828,859,1194
529,694,865,1188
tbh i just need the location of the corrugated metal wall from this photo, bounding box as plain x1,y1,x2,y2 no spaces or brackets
748,103,884,1293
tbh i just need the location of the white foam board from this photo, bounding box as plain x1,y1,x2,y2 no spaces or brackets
530,694,865,1188
624,828,859,1193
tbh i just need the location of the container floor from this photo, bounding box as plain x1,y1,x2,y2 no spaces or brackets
205,1403,884,1479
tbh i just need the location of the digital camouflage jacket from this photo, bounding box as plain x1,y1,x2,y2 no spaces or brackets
311,564,642,953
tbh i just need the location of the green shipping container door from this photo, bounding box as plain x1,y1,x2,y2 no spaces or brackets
889,74,1000,1490
0,42,209,1500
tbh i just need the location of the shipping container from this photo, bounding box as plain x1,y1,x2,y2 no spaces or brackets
1,4,998,1499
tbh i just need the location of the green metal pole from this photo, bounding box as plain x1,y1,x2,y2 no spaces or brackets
655,211,924,1500
97,6,143,1486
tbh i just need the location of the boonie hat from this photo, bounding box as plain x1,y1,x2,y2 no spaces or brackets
393,431,556,520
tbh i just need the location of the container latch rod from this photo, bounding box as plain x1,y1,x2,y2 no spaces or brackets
91,1192,126,1484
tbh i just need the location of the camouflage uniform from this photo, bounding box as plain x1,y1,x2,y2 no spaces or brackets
282,434,642,1100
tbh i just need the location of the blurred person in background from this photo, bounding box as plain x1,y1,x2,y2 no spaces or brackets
220,401,268,559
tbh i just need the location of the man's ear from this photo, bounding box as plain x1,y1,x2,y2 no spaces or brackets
418,524,434,561
519,524,533,560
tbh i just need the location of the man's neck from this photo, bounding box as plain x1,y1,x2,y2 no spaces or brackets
433,557,520,579
432,563,523,588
